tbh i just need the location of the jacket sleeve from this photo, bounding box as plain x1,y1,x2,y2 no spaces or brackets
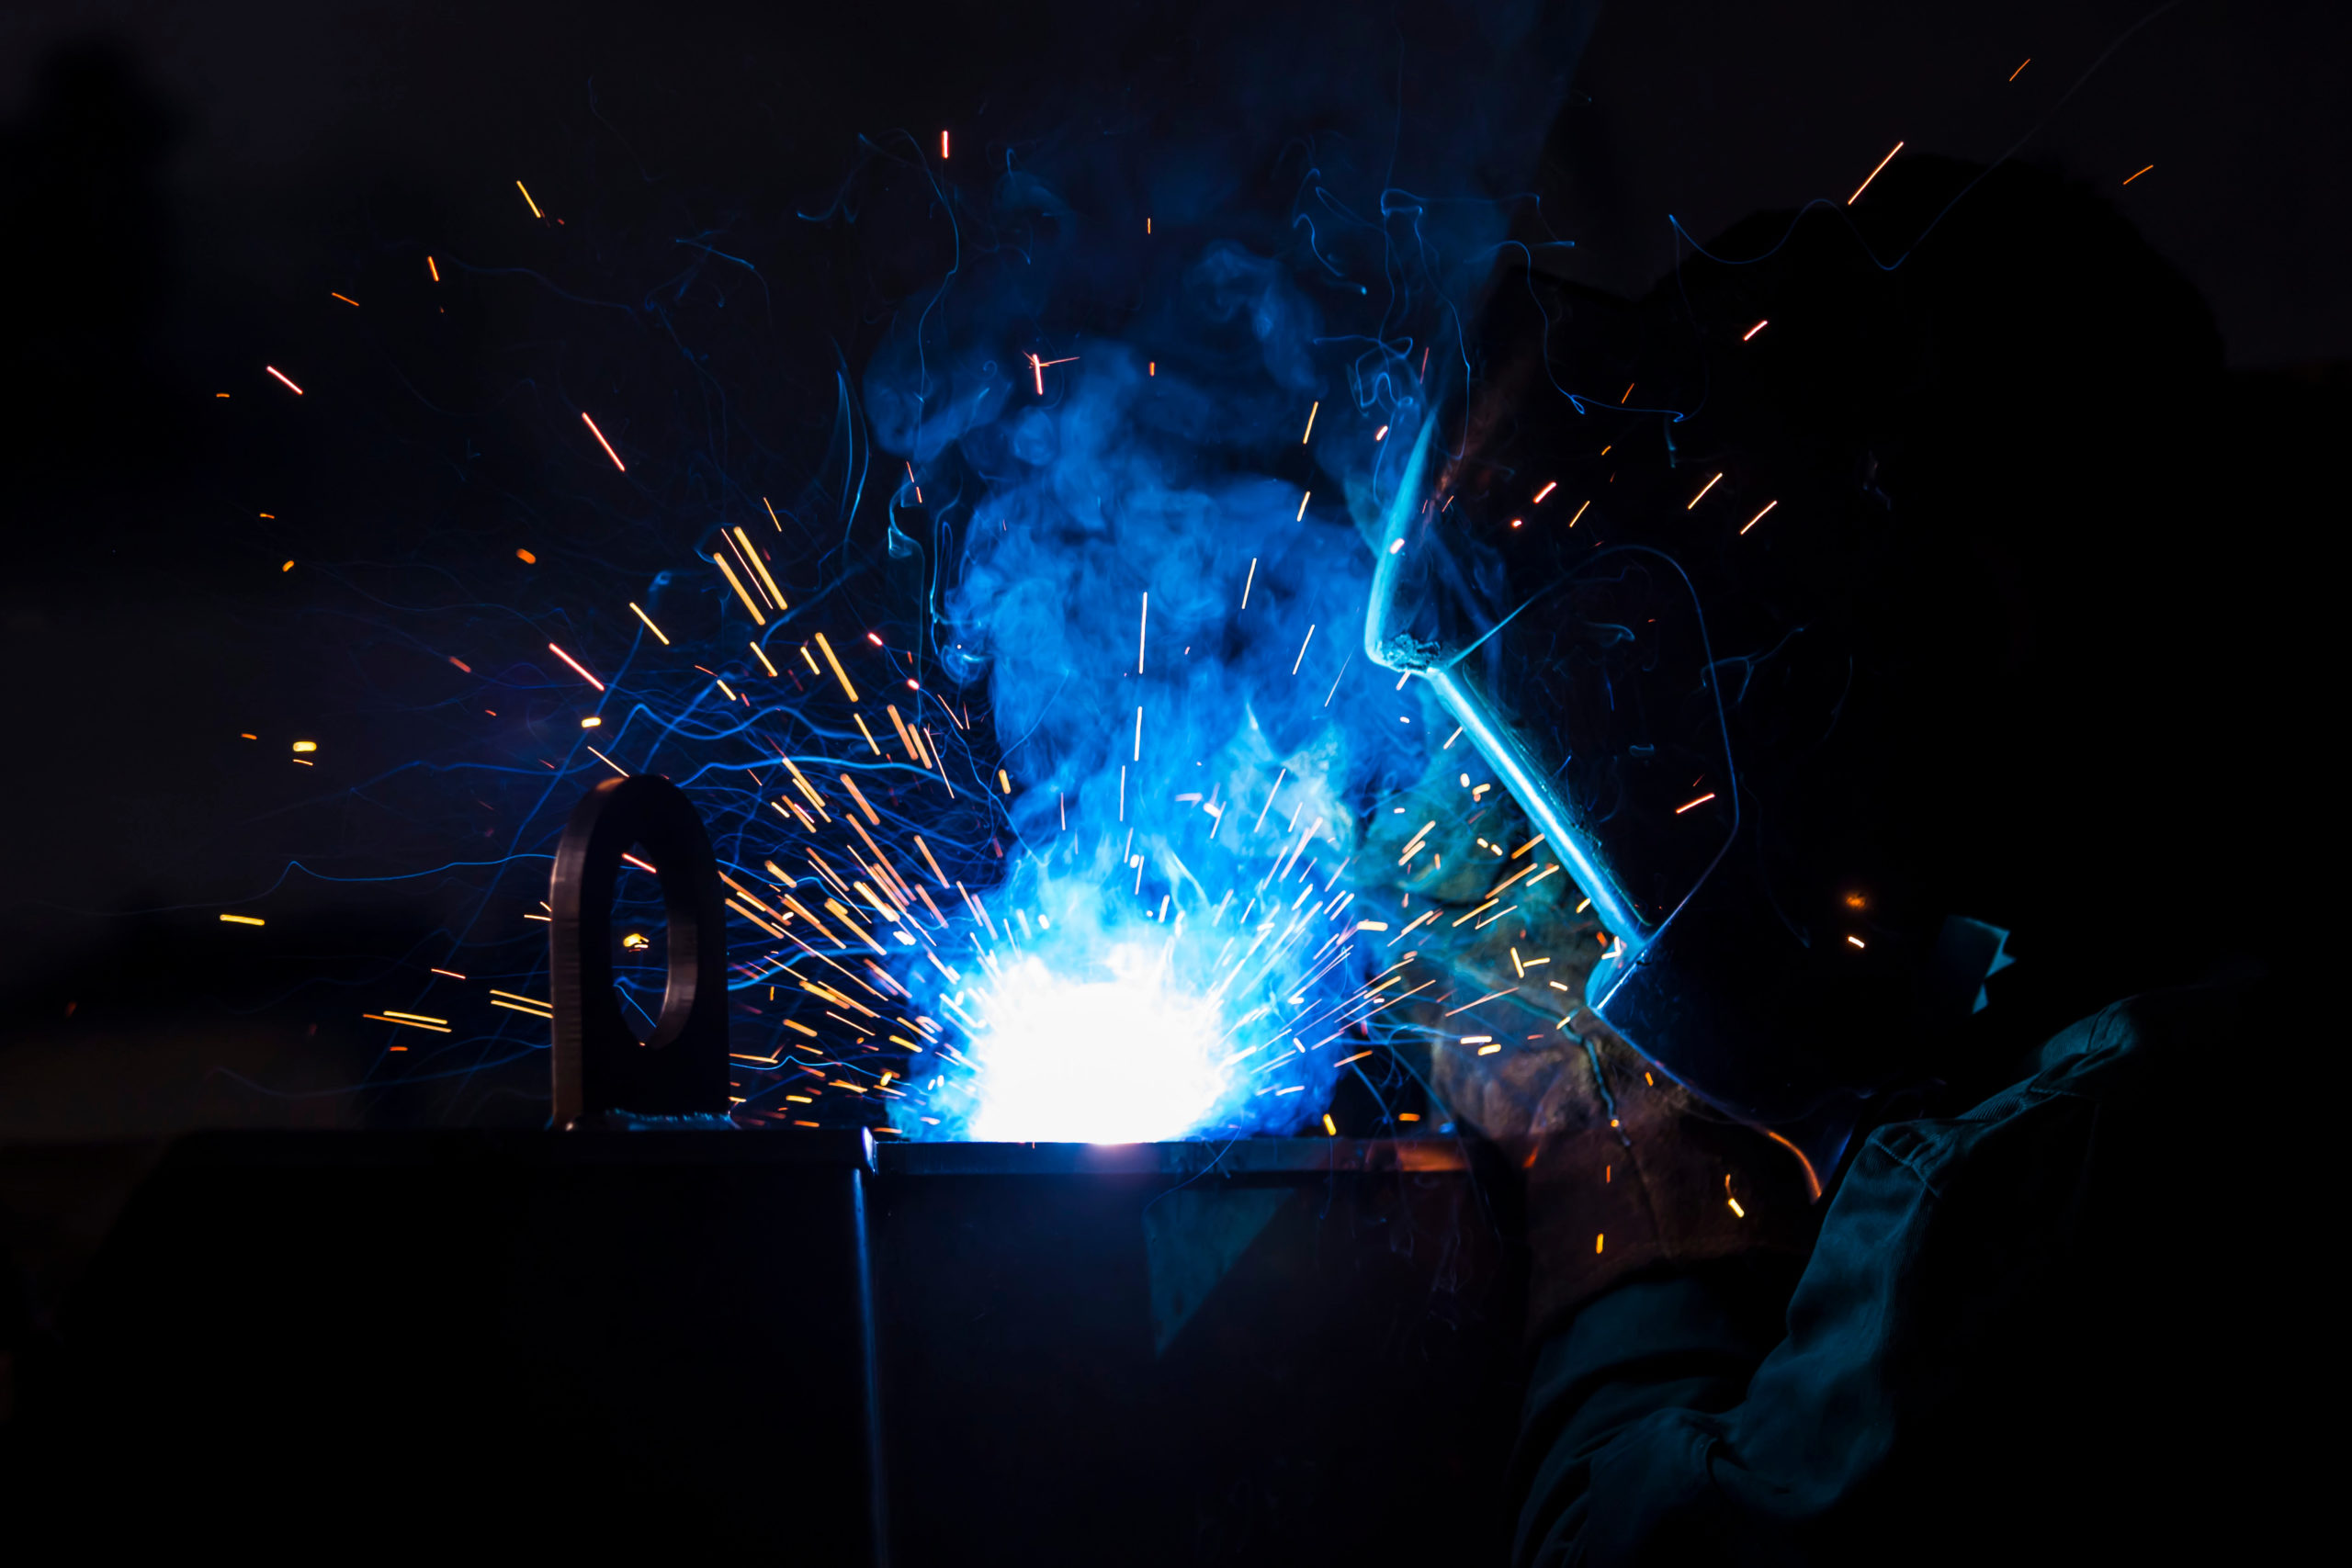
1510,1122,1946,1566
1508,985,2280,1565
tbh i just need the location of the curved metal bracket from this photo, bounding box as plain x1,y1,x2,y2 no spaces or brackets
548,774,729,1127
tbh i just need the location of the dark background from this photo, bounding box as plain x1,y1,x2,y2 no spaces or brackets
0,0,2341,1136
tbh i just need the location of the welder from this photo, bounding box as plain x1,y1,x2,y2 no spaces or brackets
1366,156,2301,1562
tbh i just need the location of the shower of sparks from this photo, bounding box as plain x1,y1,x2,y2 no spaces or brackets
204,128,1661,1156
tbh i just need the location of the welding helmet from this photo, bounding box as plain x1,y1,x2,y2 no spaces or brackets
1351,168,2180,1187
1363,397,1892,1188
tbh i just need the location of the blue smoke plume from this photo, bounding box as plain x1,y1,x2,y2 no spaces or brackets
842,4,1596,1137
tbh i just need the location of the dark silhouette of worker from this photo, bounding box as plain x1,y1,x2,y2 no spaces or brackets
1366,155,2299,1562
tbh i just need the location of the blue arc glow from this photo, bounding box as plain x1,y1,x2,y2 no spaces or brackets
959,944,1229,1144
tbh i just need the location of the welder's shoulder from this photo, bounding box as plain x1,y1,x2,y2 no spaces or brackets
2027,973,2289,1086
1863,976,2285,1194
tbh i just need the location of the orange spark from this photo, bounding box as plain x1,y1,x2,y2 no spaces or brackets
2121,164,2154,186
628,602,671,645
732,525,788,610
1675,792,1716,814
1848,141,1905,205
581,411,626,471
1024,352,1077,395
1742,319,1769,341
330,292,360,308
2008,58,2030,82
1740,500,1779,535
813,631,860,704
714,552,764,626
1532,480,1558,503
547,642,606,692
265,366,304,395
1687,472,1723,509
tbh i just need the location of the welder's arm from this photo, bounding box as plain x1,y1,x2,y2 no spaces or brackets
1508,993,2221,1564
1498,1032,1835,1567
1510,1110,2040,1564
1510,1255,1804,1566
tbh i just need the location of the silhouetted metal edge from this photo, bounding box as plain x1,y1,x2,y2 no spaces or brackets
875,1136,1471,1176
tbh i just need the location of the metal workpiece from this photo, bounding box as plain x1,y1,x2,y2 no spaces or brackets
548,773,731,1127
876,1134,1472,1177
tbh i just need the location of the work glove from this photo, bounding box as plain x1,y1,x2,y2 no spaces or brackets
1362,773,1819,1339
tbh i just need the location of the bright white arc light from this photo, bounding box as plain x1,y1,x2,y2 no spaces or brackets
964,947,1228,1144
